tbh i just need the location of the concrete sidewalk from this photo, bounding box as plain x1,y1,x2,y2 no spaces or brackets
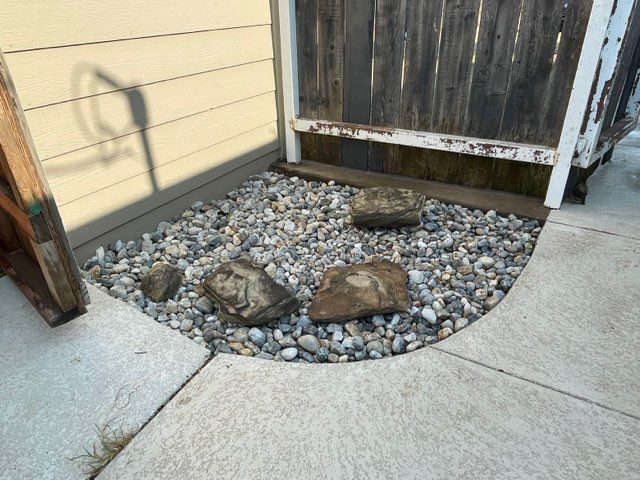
0,280,209,480
99,137,640,479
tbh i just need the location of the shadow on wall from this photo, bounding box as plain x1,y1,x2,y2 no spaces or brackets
36,63,279,260
45,63,158,193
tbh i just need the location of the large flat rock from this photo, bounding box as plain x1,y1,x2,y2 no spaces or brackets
99,351,639,480
350,187,425,228
0,279,209,480
436,221,640,417
309,260,410,322
203,258,299,326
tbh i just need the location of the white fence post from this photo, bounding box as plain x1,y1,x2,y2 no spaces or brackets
545,0,616,209
278,0,302,163
574,0,637,168
625,66,640,119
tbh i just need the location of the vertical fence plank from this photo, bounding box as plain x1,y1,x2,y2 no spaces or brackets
499,0,564,144
428,0,482,185
465,0,520,137
396,0,444,178
342,0,375,170
369,0,407,172
431,0,481,133
457,0,523,190
493,0,563,195
316,0,345,166
296,0,319,162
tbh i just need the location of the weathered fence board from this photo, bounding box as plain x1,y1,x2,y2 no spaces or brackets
603,2,640,134
342,0,374,170
295,0,599,197
369,0,407,172
395,0,444,178
316,0,345,166
296,0,319,163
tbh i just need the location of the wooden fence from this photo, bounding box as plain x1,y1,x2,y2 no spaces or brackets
289,0,631,200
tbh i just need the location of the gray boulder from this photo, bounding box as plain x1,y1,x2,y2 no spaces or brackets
309,260,411,322
203,258,299,326
351,187,425,228
141,263,182,302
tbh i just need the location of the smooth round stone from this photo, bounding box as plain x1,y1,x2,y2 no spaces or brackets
407,270,424,284
249,327,267,348
406,340,423,352
478,256,496,268
369,351,383,360
454,318,469,332
281,347,298,361
440,319,454,331
366,340,383,354
392,336,407,354
484,295,501,311
421,307,437,324
194,297,214,314
372,315,385,327
298,334,320,354
180,319,194,332
438,327,454,340
315,347,330,362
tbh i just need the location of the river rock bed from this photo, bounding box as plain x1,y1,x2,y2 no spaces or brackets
82,172,541,363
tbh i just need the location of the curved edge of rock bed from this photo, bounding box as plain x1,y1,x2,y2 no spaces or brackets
82,172,541,364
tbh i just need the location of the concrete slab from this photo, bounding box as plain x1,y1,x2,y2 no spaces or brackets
99,351,640,480
0,279,209,480
436,221,640,418
550,128,640,239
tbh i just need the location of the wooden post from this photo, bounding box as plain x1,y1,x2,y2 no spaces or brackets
278,0,302,163
545,0,616,209
574,0,639,169
0,48,88,326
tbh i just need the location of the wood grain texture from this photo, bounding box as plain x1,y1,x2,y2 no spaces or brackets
499,0,564,144
457,0,522,190
431,0,481,134
62,125,279,246
45,93,278,206
27,61,276,160
342,0,374,170
465,0,521,138
369,0,407,172
428,0,482,189
316,0,345,166
396,0,445,178
0,0,272,52
604,2,640,128
5,26,274,109
296,0,320,162
541,0,593,145
0,49,87,321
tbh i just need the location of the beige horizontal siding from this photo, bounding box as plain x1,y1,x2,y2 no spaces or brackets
0,0,272,52
61,124,279,246
46,92,278,205
27,61,276,160
6,25,274,109
1,0,280,250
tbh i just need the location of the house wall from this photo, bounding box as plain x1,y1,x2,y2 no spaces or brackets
0,0,282,260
